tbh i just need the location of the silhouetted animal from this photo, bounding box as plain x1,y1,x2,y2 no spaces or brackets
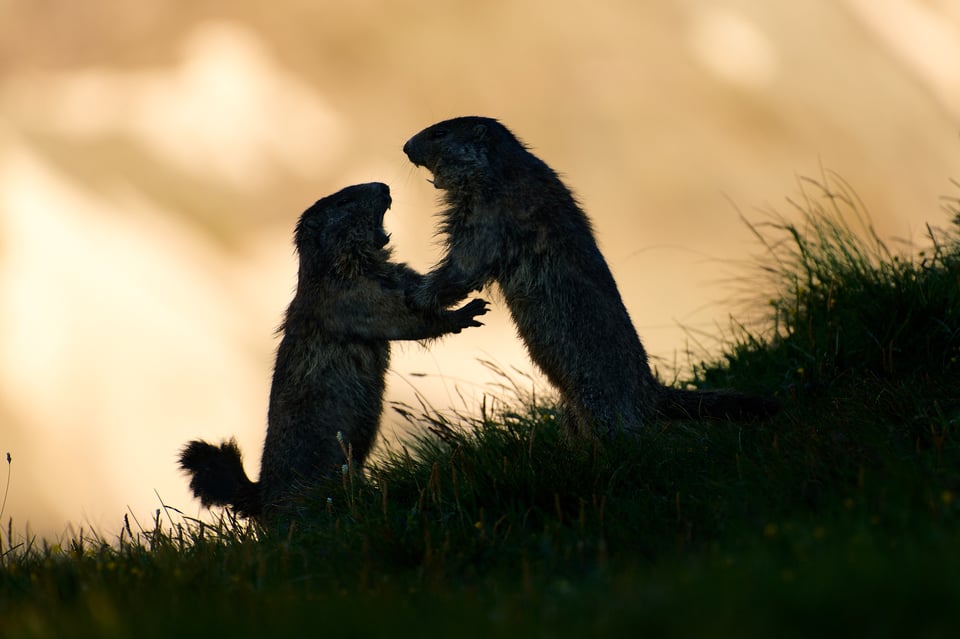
403,116,777,437
179,182,488,517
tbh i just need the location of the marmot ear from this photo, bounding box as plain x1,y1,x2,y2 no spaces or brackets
472,123,488,140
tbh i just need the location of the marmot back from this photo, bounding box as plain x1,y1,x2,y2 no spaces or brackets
179,182,487,518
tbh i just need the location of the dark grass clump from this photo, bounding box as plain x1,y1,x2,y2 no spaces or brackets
696,172,960,395
686,170,960,510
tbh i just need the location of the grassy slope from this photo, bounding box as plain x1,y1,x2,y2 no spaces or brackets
3,175,960,638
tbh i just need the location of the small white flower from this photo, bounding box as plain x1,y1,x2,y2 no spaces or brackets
342,464,349,475
336,431,344,443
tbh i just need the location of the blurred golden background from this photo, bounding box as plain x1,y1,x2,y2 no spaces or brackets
1,0,958,537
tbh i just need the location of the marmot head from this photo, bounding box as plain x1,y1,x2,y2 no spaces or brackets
295,182,392,277
403,116,525,191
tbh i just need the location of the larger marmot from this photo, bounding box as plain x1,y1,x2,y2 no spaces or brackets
403,116,777,437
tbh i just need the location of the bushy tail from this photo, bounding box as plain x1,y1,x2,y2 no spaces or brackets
178,438,261,518
656,387,780,421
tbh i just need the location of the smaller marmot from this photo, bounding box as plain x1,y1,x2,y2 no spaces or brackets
179,182,488,517
403,116,778,438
